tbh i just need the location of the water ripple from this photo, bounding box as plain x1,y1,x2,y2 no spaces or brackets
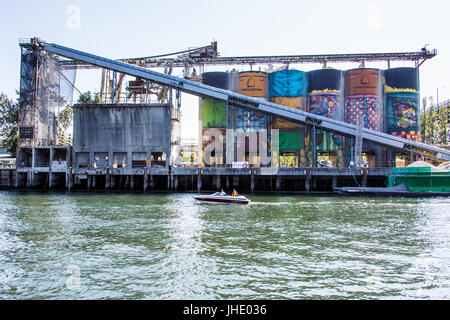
0,192,449,299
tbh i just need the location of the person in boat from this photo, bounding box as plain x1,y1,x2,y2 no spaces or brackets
219,189,226,195
232,189,238,197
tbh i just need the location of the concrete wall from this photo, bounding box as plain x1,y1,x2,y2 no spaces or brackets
72,104,171,168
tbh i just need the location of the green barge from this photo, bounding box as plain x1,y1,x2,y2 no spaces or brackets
334,164,450,197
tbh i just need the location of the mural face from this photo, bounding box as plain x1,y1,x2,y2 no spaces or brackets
237,72,267,98
345,69,380,96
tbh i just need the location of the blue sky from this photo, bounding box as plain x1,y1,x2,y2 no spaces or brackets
1,0,450,139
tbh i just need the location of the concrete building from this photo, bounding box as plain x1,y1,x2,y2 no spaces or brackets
71,102,178,190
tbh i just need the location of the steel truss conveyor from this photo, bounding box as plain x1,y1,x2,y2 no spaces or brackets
20,39,450,161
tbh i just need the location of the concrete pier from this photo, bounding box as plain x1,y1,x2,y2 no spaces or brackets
7,166,391,192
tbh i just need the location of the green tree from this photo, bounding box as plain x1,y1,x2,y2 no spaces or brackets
0,92,19,155
437,104,449,144
57,105,73,130
77,91,101,104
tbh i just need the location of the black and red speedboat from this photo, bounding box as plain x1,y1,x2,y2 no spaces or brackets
194,192,250,204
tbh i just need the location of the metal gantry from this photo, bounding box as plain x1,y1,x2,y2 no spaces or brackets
58,42,436,70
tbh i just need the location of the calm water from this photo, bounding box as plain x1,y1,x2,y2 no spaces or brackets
0,191,449,300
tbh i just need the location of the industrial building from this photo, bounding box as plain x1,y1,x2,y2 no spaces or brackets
8,38,450,192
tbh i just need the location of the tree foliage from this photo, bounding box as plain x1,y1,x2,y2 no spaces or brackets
421,96,449,145
0,92,19,155
77,91,101,104
57,105,73,130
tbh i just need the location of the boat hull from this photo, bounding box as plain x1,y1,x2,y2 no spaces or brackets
194,195,250,204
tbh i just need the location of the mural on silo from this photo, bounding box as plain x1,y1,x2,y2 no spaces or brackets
345,69,382,131
200,99,227,128
278,130,307,167
384,68,420,141
200,72,231,166
235,71,270,134
235,108,270,134
308,69,344,167
269,70,308,167
196,63,421,168
270,70,307,129
200,72,231,129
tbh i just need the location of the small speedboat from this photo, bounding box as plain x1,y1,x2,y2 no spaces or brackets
194,192,250,204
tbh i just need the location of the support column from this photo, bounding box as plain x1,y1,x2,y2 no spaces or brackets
233,175,239,187
15,171,19,188
92,175,97,190
305,169,311,192
28,171,33,189
68,168,73,191
226,175,230,189
250,169,255,194
48,171,53,190
216,175,221,191
8,170,12,188
143,168,148,191
149,174,154,189
362,168,368,187
131,175,135,190
125,175,129,190
87,175,92,190
197,169,202,192
174,175,179,191
169,173,173,191
105,168,111,189
276,174,281,192
111,174,116,189
332,175,337,189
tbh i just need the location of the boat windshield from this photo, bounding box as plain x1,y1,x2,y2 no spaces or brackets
212,192,226,196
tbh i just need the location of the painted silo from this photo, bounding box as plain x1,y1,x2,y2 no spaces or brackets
235,71,270,134
269,69,308,167
200,72,230,128
344,68,383,131
309,69,343,120
308,69,344,167
269,69,308,128
384,68,420,141
200,72,231,166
